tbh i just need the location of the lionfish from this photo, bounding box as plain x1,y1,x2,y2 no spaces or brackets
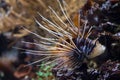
17,0,106,69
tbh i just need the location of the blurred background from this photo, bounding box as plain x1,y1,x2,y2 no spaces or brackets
0,0,120,80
